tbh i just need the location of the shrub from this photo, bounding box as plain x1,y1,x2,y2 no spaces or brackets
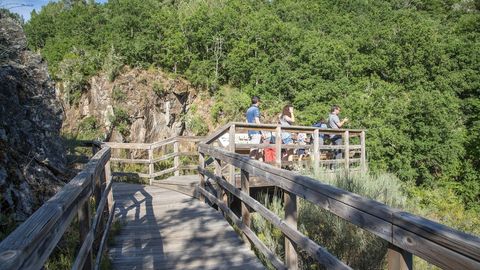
103,46,123,82
297,171,407,269
251,171,408,269
77,116,102,140
57,48,101,105
110,107,131,137
186,114,209,136
152,81,165,96
112,85,126,102
251,190,285,268
210,87,250,124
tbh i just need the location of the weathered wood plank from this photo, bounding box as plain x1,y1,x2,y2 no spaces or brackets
106,142,151,149
284,190,298,269
110,158,150,164
174,141,180,176
394,211,480,261
109,183,264,269
231,122,364,133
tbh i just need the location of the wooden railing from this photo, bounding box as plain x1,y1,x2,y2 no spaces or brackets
204,122,366,173
0,143,115,270
197,123,480,270
106,136,203,185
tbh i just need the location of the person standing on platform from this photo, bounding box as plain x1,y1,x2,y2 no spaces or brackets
328,105,348,159
246,96,262,159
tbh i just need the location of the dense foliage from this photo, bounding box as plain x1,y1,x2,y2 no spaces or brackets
25,0,479,209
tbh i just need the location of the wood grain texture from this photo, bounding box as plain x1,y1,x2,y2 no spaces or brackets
109,182,264,270
0,147,110,270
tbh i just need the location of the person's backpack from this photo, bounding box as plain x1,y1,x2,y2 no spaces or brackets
312,122,329,140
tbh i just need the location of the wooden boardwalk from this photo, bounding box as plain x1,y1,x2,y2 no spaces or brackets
109,179,265,270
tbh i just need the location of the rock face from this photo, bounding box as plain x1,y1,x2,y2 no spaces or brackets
62,68,199,144
0,15,67,221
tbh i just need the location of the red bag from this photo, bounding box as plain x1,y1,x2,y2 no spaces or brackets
264,147,276,162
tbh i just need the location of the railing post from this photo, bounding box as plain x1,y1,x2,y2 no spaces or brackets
313,129,320,175
388,243,413,270
94,166,106,248
214,158,224,215
275,126,282,168
229,125,236,184
284,190,298,269
174,140,180,176
360,130,366,173
105,160,113,209
92,144,99,156
148,146,154,185
198,153,205,202
241,169,251,244
78,183,93,270
344,130,350,172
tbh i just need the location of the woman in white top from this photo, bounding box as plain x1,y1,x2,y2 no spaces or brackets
279,104,295,163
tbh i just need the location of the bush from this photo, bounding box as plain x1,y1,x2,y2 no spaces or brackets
112,85,126,102
251,171,408,269
186,114,209,136
110,107,131,137
297,171,408,269
210,87,250,124
103,46,123,82
58,48,101,105
152,81,165,96
251,190,285,268
77,116,102,140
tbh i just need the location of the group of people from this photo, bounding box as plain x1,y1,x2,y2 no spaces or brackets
246,96,348,161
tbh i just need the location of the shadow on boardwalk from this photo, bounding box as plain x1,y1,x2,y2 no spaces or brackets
109,182,264,270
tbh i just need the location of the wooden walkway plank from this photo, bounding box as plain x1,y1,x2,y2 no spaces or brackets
109,181,265,270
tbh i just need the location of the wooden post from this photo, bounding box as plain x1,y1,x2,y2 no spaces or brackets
275,126,282,168
284,190,298,269
344,130,350,172
78,197,92,270
388,243,413,270
313,129,320,175
199,153,205,202
94,170,102,209
91,144,99,156
105,160,113,209
214,158,224,215
360,130,366,173
174,141,180,176
94,167,106,246
228,125,236,183
148,146,154,185
241,169,251,244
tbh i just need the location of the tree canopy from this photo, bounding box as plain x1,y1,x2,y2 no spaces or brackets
24,0,480,210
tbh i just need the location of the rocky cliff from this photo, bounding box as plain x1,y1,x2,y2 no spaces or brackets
0,14,67,224
61,67,203,144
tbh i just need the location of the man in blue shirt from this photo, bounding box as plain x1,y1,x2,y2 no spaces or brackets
246,96,262,159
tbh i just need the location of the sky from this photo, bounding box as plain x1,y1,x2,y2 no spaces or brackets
1,0,108,21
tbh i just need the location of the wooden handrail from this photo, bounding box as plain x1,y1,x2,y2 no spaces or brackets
197,143,480,270
0,146,113,270
106,136,203,182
